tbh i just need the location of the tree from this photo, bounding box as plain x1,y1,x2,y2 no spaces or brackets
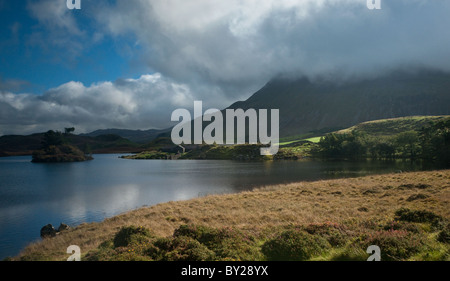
318,132,367,159
419,120,450,165
370,142,395,159
341,131,367,159
318,133,343,158
395,131,419,159
42,130,64,148
64,127,75,135
82,143,92,156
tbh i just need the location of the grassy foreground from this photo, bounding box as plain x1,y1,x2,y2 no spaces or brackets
12,170,450,261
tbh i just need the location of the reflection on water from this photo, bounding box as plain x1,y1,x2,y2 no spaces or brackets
0,154,435,259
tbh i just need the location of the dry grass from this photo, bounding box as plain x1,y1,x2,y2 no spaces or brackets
16,169,450,261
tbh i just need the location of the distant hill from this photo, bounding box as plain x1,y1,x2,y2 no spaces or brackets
0,128,173,157
80,128,171,144
0,133,143,157
228,69,450,137
0,134,44,156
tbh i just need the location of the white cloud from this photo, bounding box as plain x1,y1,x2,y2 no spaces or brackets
27,0,83,35
96,0,450,87
0,74,205,135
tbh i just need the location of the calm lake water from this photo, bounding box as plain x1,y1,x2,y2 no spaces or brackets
0,154,434,259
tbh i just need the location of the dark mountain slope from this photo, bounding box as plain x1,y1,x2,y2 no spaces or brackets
228,70,450,137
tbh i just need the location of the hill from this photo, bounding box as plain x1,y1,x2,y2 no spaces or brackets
228,69,450,137
124,115,450,162
80,128,171,144
0,132,143,157
336,115,450,137
315,116,450,162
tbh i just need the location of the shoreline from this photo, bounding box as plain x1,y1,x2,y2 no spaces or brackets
11,168,450,261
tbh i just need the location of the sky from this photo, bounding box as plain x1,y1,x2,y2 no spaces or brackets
1,0,450,135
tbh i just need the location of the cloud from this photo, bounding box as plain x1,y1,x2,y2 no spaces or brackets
0,73,211,135
96,0,450,87
0,77,31,93
3,0,450,135
27,0,83,35
21,0,450,90
25,0,106,62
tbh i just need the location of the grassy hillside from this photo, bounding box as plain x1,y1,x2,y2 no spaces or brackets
12,170,450,261
123,115,450,161
279,115,449,144
337,115,450,137
315,115,450,162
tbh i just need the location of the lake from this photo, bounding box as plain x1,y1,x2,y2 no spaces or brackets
0,154,433,259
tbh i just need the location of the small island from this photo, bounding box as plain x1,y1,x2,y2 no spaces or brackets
32,129,93,163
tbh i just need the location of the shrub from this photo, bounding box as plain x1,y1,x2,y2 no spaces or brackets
173,225,218,245
437,224,450,244
330,245,369,261
360,229,426,261
383,221,423,234
209,234,262,261
394,208,444,230
173,225,241,247
305,222,350,247
173,225,261,260
357,219,383,231
113,226,154,248
84,240,115,261
262,229,330,261
149,236,215,261
85,238,154,261
406,194,430,202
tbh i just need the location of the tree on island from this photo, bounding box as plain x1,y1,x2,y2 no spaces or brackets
64,127,75,135
32,128,93,163
42,130,65,147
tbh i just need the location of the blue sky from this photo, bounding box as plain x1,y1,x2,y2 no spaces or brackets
1,0,450,135
0,0,137,93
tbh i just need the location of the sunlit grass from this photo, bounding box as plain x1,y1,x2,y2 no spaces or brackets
13,169,450,261
304,137,322,143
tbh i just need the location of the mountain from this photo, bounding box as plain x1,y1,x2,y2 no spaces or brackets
80,128,171,144
227,69,450,137
2,69,450,156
